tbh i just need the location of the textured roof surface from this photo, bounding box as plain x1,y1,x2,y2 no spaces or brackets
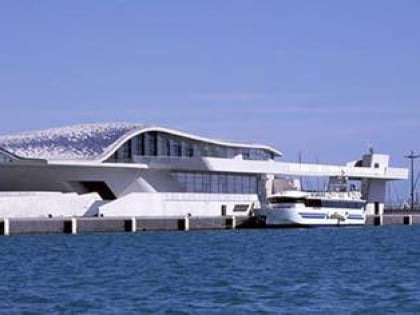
0,122,281,161
0,123,142,160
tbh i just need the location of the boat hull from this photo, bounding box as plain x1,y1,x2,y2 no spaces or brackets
264,206,366,227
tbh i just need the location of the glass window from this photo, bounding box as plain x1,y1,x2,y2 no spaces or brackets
242,149,251,160
117,141,130,160
157,135,169,156
166,137,171,156
186,173,194,192
234,175,242,193
132,135,144,156
203,174,211,193
194,144,202,157
178,173,187,185
202,145,211,157
171,172,260,194
242,176,250,194
227,148,236,158
173,172,187,190
211,174,218,193
212,146,224,158
219,174,227,193
184,142,194,157
138,135,144,155
145,132,157,156
250,177,257,193
227,175,235,193
172,139,182,157
247,149,272,161
194,174,203,192
131,137,138,156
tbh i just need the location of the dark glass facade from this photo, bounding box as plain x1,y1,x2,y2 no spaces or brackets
172,171,258,194
108,131,275,162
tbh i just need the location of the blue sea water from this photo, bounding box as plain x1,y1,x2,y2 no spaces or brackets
2,226,420,314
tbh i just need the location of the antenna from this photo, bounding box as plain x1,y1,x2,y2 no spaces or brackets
404,151,420,210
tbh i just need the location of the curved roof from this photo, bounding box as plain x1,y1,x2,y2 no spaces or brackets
0,122,282,161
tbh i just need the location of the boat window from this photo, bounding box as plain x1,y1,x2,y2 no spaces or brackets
319,200,365,209
241,149,251,160
305,199,322,207
269,197,304,204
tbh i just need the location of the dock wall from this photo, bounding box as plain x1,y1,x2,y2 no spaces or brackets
366,215,420,226
0,216,257,236
2,215,420,236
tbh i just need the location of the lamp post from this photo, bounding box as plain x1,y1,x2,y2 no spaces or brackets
404,151,420,210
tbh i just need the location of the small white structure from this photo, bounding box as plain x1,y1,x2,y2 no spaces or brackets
0,123,408,217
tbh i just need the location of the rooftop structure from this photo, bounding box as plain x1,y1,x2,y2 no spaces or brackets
0,122,281,161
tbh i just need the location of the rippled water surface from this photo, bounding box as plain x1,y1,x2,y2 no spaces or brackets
2,226,420,314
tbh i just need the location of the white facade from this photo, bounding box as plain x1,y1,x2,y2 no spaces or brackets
99,193,258,217
0,123,408,217
0,192,102,218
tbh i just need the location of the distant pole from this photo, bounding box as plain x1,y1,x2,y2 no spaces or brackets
298,151,303,190
405,151,420,210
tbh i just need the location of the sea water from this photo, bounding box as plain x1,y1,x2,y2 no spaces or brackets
2,226,420,314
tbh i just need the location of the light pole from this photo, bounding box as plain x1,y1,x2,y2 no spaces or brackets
404,151,420,210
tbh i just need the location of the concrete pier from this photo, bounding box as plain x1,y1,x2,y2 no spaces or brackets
3,214,420,236
0,215,252,236
8,218,67,235
366,214,420,226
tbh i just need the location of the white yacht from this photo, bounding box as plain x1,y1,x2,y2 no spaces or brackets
264,185,366,227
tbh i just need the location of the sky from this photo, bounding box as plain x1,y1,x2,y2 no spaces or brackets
1,0,420,201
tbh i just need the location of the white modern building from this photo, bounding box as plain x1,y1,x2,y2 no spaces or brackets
0,123,408,218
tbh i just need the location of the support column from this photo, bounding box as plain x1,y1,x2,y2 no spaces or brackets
131,217,137,232
185,215,190,231
3,218,10,236
232,216,237,229
362,180,386,216
71,217,77,235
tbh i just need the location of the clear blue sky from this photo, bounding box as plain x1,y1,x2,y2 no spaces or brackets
1,1,419,199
